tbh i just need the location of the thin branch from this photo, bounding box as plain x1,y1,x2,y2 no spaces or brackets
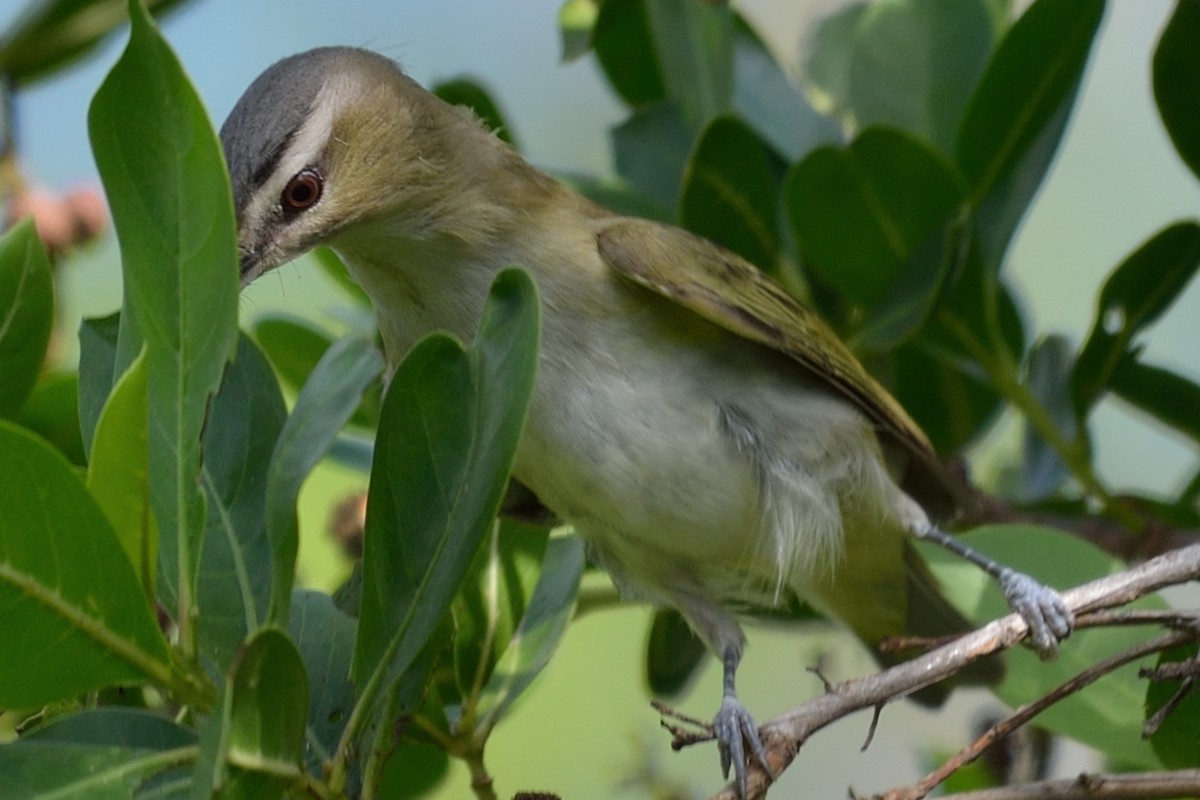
879,630,1193,800
917,769,1200,800
687,543,1200,800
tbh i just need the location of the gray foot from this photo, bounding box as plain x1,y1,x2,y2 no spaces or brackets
713,694,771,799
998,568,1074,657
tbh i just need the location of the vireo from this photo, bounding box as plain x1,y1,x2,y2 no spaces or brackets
221,47,1072,796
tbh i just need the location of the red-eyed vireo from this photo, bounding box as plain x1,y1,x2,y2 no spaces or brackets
221,47,1072,796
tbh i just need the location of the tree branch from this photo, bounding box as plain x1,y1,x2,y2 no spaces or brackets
919,769,1200,799
676,543,1200,800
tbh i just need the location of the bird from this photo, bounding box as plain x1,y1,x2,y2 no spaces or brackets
220,46,1073,797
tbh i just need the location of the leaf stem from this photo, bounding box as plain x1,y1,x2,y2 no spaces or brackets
937,310,1141,530
465,746,499,800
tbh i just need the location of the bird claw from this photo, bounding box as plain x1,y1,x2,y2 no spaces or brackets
998,568,1073,658
713,695,773,799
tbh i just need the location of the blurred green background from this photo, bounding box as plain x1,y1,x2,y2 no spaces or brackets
4,0,1197,796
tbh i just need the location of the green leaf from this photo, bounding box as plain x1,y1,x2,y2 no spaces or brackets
804,1,869,123
0,421,171,707
1145,644,1200,768
892,266,1025,453
16,370,85,465
0,218,54,419
1153,0,1200,182
87,349,156,595
645,609,707,699
846,0,994,154
787,127,963,312
611,102,693,211
473,535,584,737
452,521,552,709
288,591,356,774
0,742,193,800
558,0,598,61
265,336,383,624
251,313,335,394
680,115,783,271
194,335,286,669
731,17,841,162
954,0,1104,203
0,0,197,86
592,0,664,107
433,78,518,147
352,267,540,732
924,525,1166,768
643,0,733,129
1019,335,1075,501
1110,356,1200,447
1071,221,1200,416
88,0,239,638
191,629,309,800
78,312,121,453
24,707,196,749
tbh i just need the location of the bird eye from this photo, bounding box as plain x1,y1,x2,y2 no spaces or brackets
281,168,323,212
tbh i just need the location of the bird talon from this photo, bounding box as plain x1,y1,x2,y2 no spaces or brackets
713,695,772,799
999,569,1073,659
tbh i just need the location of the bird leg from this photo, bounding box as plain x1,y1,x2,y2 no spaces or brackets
912,523,1074,657
713,645,775,799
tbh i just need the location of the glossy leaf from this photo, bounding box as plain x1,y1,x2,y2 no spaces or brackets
16,370,85,465
0,421,170,707
87,349,156,594
643,0,732,129
924,525,1166,768
1145,644,1200,768
473,535,584,737
0,740,192,800
352,268,540,727
265,336,383,624
23,707,196,749
251,313,335,394
680,115,783,270
0,0,196,86
0,219,53,419
611,102,693,211
88,0,239,627
194,335,286,669
452,521,552,708
803,1,868,123
434,78,517,146
732,17,841,162
847,0,993,153
1071,221,1200,416
1019,335,1075,501
192,629,309,800
954,0,1104,203
288,590,357,774
646,608,707,698
788,127,963,312
1153,0,1200,182
893,268,1025,453
592,0,664,107
77,311,121,453
1110,356,1200,447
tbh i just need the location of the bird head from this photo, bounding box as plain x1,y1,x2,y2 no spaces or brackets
220,46,490,285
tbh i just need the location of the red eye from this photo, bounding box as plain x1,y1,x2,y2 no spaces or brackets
281,168,323,212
